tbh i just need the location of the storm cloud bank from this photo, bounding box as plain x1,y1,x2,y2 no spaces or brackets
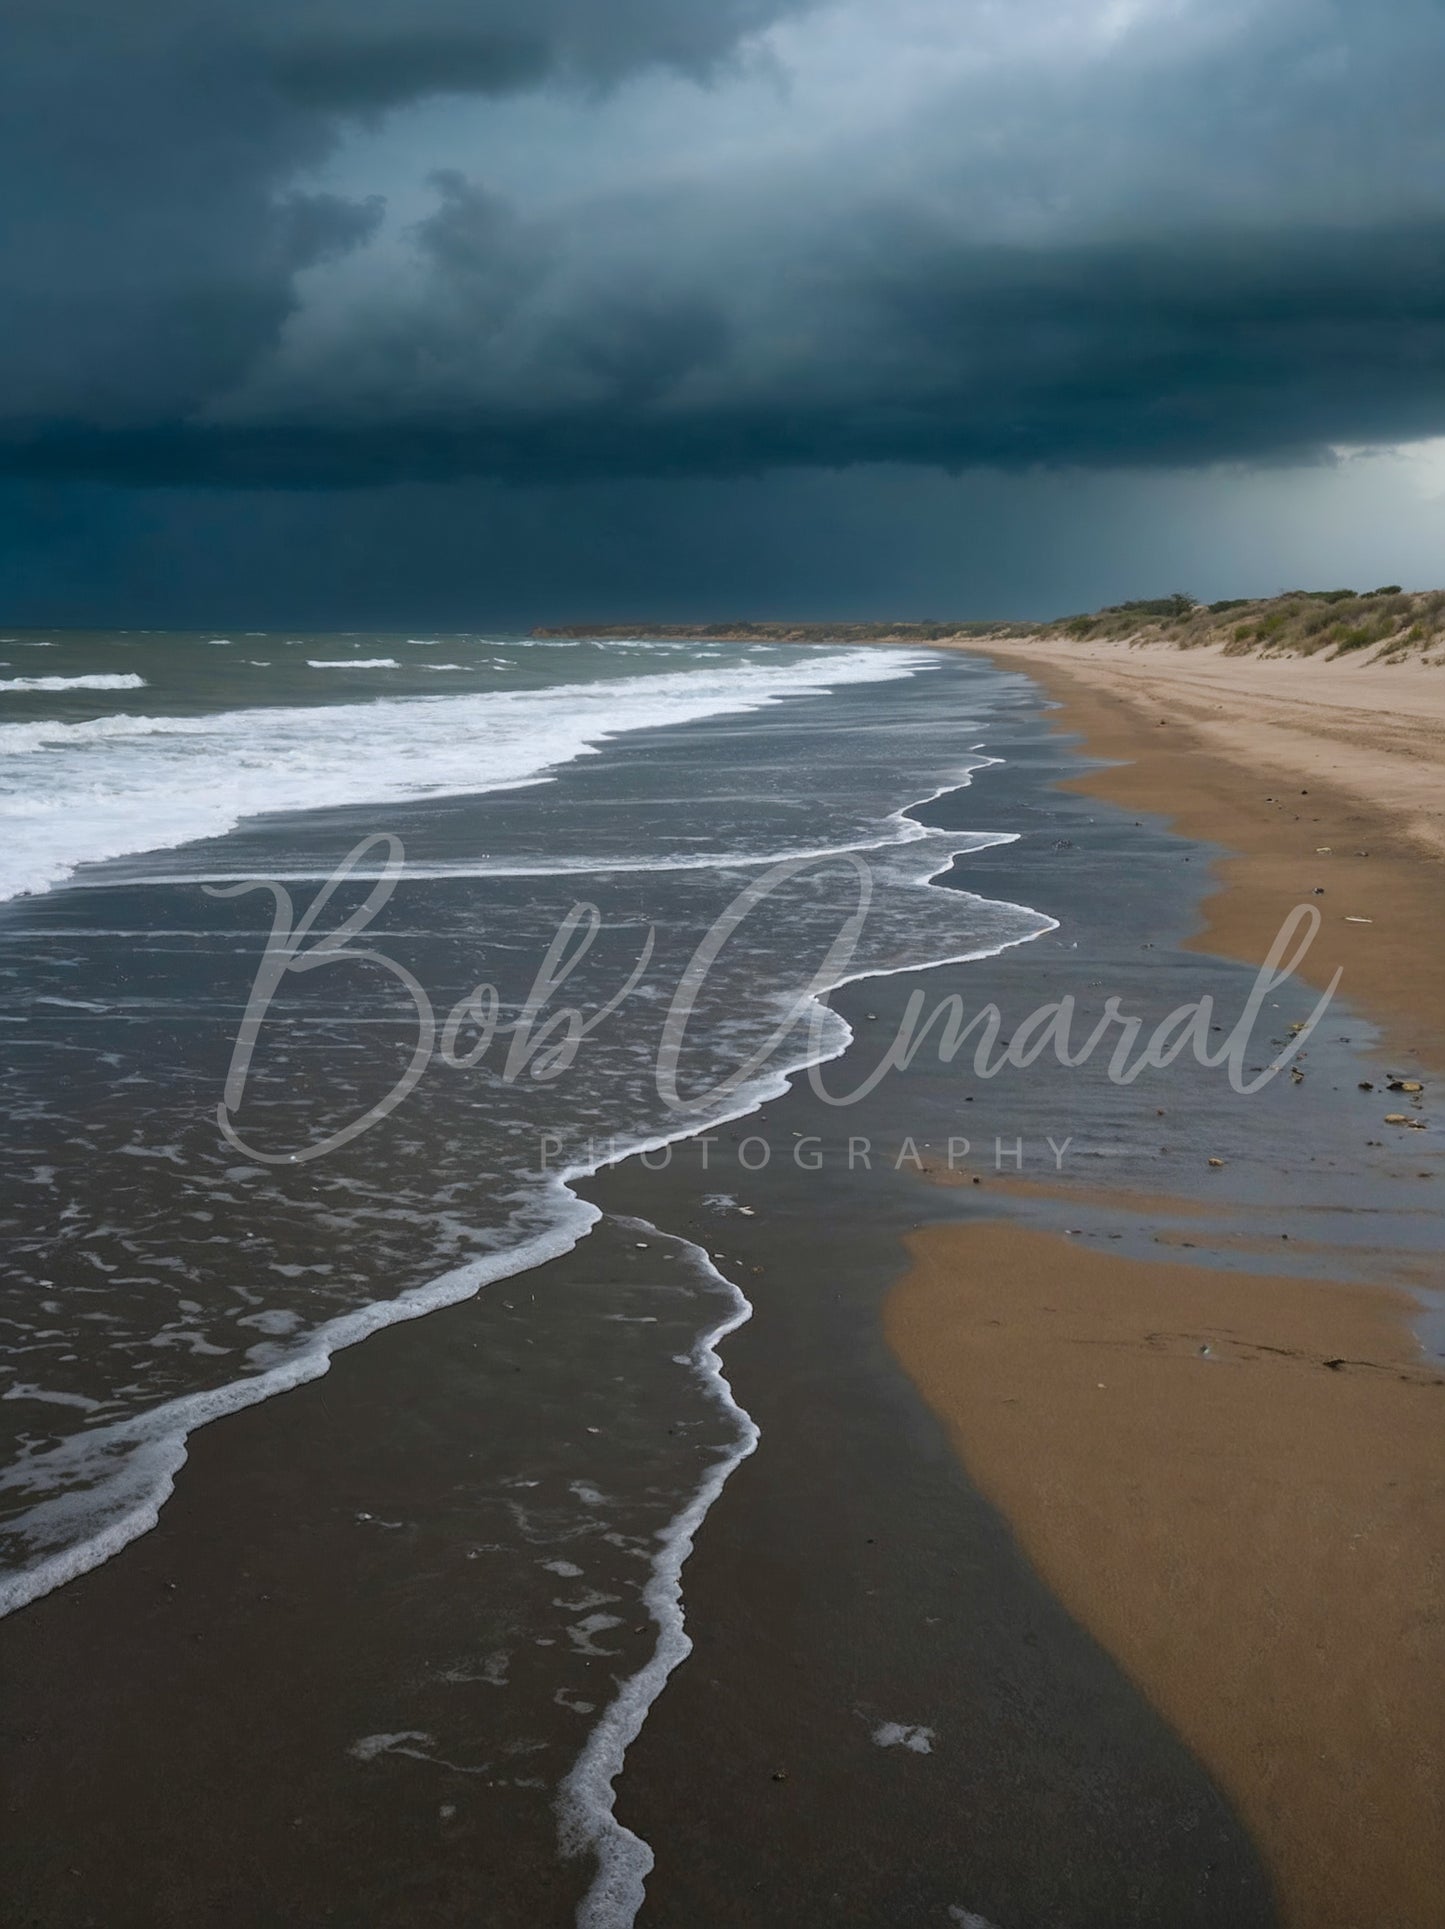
5,0,1445,488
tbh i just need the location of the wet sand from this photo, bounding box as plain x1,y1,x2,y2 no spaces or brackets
0,1154,1284,1929
886,639,1445,1927
888,1225,1445,1929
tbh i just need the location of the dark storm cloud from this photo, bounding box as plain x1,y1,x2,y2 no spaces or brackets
0,0,801,432
268,33,553,110
11,214,1445,489
4,0,1445,488
260,0,798,108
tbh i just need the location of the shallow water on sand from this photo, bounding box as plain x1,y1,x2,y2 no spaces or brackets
0,643,1049,1617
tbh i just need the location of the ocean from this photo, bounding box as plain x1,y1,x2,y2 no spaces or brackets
0,628,1057,1916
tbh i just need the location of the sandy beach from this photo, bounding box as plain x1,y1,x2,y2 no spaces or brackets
888,636,1445,1929
4,638,1440,1928
888,1226,1444,1929
958,635,1445,1066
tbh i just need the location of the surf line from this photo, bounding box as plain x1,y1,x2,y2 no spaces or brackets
0,755,1046,1623
555,1219,759,1929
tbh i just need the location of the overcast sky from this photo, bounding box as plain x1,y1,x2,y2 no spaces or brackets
4,0,1443,624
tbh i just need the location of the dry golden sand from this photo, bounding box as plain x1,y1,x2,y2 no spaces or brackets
887,640,1445,1928
974,635,1445,852
962,635,1445,1072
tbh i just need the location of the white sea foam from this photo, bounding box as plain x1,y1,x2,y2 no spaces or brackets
556,1223,758,1929
0,650,931,901
0,1043,803,1623
2,1385,106,1413
350,1731,435,1763
307,657,400,669
0,650,1059,1928
0,763,1051,1619
0,673,146,693
130,826,1018,888
547,878,1057,1922
0,1196,600,1619
872,1721,936,1753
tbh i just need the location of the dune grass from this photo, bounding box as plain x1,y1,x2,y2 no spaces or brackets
1047,586,1445,660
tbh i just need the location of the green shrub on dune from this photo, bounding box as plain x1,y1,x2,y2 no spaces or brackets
1043,581,1439,659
